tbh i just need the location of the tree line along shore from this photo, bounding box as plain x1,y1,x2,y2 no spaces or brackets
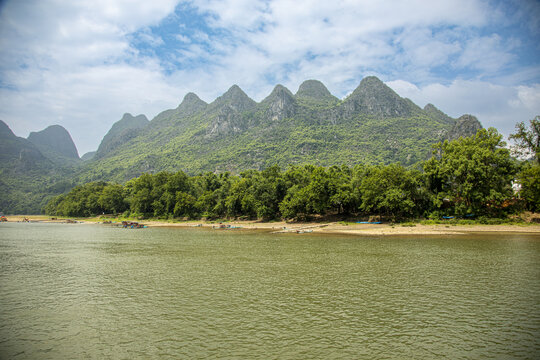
41,127,540,223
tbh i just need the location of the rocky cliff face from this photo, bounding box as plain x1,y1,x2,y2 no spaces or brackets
205,85,257,137
446,114,483,141
95,113,149,159
261,84,297,122
342,76,418,117
27,124,79,160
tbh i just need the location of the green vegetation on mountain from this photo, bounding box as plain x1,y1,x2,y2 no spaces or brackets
80,151,96,161
95,113,149,159
0,76,488,214
0,120,78,213
79,76,482,184
45,128,527,220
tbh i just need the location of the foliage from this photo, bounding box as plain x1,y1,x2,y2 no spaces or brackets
3,79,481,214
359,164,424,219
517,163,540,212
509,115,540,164
423,128,517,216
43,129,529,221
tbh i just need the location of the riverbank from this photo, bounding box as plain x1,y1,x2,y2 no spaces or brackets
5,215,540,236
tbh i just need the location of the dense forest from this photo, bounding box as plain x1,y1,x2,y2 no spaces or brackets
44,127,540,221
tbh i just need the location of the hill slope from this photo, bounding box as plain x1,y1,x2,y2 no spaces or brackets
27,125,80,164
81,76,481,183
95,113,149,159
0,121,78,213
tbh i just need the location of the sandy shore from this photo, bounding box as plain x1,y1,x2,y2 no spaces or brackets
145,219,540,236
5,215,539,236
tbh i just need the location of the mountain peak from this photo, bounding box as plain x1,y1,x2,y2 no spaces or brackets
27,124,79,159
344,76,414,117
95,113,149,158
446,114,483,141
424,103,453,124
178,92,207,112
295,80,335,100
121,113,148,123
261,85,296,121
211,84,256,112
0,119,16,139
180,92,204,105
263,84,295,102
424,103,437,112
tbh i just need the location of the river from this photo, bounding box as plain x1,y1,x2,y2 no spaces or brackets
1,223,539,359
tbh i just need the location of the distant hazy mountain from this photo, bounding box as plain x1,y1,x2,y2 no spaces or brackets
80,151,96,161
0,120,50,169
0,121,77,214
27,124,80,164
83,76,482,182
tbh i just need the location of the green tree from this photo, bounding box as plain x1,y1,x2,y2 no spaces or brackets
252,165,286,220
125,173,154,215
359,164,422,219
98,184,127,215
517,163,540,212
424,128,517,216
509,116,540,164
173,192,197,218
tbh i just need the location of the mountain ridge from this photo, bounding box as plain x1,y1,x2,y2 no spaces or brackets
1,76,484,213
81,76,482,183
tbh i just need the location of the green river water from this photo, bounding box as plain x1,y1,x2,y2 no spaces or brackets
1,223,539,359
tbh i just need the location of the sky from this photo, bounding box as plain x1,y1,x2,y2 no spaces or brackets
0,0,539,156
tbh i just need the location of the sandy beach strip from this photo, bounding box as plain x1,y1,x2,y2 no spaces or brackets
3,215,540,236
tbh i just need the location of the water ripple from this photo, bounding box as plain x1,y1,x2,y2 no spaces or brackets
0,223,539,359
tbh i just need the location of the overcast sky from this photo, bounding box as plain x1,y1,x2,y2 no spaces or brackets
1,0,539,155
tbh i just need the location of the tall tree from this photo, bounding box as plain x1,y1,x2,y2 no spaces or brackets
509,116,540,164
517,164,540,212
359,164,422,219
424,128,517,216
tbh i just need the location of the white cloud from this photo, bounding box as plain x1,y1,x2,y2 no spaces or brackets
454,34,516,73
175,34,191,43
386,79,540,138
0,0,537,156
0,0,179,154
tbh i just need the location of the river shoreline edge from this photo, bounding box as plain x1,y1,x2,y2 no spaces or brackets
4,215,540,236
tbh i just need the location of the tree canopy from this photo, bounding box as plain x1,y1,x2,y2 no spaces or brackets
424,128,517,217
44,128,531,220
509,115,540,164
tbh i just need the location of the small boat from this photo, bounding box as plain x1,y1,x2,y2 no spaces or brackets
122,221,147,229
212,224,242,230
356,221,382,224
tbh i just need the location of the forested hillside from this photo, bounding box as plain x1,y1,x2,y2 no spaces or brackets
1,76,484,214
46,129,528,221
78,76,482,183
0,121,78,213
